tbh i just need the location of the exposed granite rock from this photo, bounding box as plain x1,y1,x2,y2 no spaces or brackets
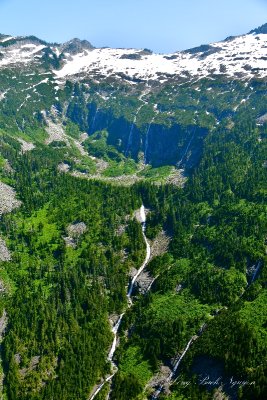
67,222,87,237
19,355,40,377
150,230,171,258
64,222,87,248
17,138,35,153
60,38,94,55
45,118,69,146
0,181,21,215
58,162,70,173
64,236,76,248
213,388,229,400
256,112,267,125
0,310,7,339
0,237,11,261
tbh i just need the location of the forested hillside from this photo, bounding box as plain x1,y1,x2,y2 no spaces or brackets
0,25,266,400
0,107,266,400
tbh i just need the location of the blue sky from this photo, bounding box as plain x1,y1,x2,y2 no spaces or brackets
0,0,267,52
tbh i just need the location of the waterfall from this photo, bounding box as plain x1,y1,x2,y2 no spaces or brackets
146,275,159,292
251,260,262,284
171,337,194,376
89,205,151,400
91,108,99,132
151,337,196,399
127,230,151,301
144,122,152,164
126,120,135,155
177,127,196,168
108,313,124,361
140,204,146,224
125,89,151,157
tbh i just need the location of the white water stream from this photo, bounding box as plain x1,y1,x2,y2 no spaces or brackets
151,335,197,400
171,337,194,378
91,108,99,132
144,122,152,164
127,206,151,304
177,127,196,168
251,260,262,284
125,89,151,156
89,205,151,400
126,120,135,155
151,257,264,399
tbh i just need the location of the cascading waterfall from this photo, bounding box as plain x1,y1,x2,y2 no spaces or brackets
151,337,196,399
125,89,150,156
146,274,158,292
251,260,262,284
89,205,150,400
91,108,99,132
144,122,152,164
177,127,196,168
125,120,135,155
152,255,263,400
171,337,194,377
108,314,124,361
127,206,151,303
126,107,144,156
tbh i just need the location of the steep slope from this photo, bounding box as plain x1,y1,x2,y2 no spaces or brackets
1,27,267,82
0,24,266,172
0,23,266,400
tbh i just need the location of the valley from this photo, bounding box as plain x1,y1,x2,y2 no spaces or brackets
0,22,266,400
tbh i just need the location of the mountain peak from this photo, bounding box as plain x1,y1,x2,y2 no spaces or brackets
249,22,267,35
0,34,48,47
60,38,94,55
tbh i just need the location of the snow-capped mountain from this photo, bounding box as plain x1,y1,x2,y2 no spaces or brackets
54,32,267,82
0,24,266,170
0,23,267,83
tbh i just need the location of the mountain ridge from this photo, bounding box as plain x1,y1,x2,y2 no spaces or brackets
0,22,266,84
0,22,266,171
0,21,266,400
1,21,267,53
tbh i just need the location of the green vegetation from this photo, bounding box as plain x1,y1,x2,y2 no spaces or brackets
0,137,148,399
0,59,266,400
119,346,153,386
103,159,138,177
138,165,173,180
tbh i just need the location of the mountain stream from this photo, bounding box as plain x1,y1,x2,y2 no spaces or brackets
90,205,151,400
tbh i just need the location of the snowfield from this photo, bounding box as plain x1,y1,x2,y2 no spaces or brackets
0,31,266,83
53,33,267,81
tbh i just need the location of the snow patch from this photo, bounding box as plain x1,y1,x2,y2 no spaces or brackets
52,33,267,82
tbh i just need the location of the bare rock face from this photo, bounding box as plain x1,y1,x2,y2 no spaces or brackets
45,119,69,146
148,365,172,394
0,182,19,288
17,138,35,153
213,388,229,400
64,236,76,248
2,160,13,174
64,222,87,248
67,222,87,237
135,269,154,293
0,310,7,339
60,38,94,55
256,113,267,125
57,162,70,173
0,181,21,215
150,230,171,258
0,237,11,262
